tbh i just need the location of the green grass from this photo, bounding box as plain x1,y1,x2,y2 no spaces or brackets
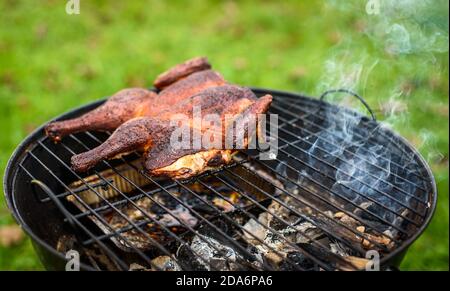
0,0,448,270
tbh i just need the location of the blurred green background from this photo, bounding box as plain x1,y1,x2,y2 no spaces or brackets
0,0,448,270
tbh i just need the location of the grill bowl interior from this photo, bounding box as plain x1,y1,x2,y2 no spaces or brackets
3,88,437,271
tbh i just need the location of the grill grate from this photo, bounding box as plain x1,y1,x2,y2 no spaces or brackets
15,89,434,271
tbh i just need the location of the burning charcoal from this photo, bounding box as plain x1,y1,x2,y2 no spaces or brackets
334,212,359,227
334,212,346,219
252,225,300,266
360,233,393,250
242,218,266,245
176,243,208,271
150,256,181,271
269,219,323,245
331,211,393,249
156,205,198,228
212,197,235,212
113,228,157,251
84,244,122,271
267,200,290,219
383,229,397,240
330,243,348,257
295,243,339,270
178,235,244,271
296,242,370,271
338,256,370,271
246,246,265,269
356,226,365,233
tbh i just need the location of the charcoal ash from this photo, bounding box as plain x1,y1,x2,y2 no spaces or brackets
279,252,320,271
176,213,266,271
150,255,181,271
176,234,263,271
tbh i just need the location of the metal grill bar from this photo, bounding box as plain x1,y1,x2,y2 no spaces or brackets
39,179,112,203
32,142,183,268
69,185,178,218
170,179,319,270
27,129,408,270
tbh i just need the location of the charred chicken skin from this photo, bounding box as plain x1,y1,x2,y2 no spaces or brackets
45,57,273,179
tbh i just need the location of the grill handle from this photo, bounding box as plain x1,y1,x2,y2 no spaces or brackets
320,89,376,121
31,179,80,233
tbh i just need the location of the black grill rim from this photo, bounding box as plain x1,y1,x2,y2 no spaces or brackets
3,87,437,270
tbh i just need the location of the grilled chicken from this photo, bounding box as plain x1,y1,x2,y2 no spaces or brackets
45,57,273,179
45,69,224,142
71,85,273,179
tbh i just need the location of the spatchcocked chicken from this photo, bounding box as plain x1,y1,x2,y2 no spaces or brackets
45,57,273,179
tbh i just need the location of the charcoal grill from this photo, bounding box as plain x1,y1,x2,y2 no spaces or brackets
3,88,436,271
